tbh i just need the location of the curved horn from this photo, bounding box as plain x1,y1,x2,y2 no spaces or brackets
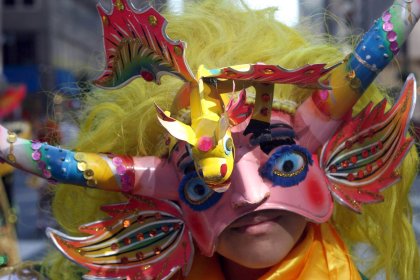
295,0,420,152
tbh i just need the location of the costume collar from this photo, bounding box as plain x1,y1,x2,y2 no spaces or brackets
183,223,362,280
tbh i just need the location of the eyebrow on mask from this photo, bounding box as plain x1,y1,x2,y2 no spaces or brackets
251,123,296,154
270,123,296,139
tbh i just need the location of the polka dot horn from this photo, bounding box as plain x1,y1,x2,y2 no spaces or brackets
46,196,194,280
319,75,416,213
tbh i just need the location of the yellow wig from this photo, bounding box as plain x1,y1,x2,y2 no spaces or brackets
46,1,419,279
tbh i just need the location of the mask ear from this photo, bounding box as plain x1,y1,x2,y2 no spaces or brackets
320,75,416,213
155,104,197,146
46,197,194,280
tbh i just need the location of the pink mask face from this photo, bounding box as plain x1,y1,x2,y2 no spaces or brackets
171,111,333,256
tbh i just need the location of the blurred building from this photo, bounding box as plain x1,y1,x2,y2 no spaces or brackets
1,0,102,118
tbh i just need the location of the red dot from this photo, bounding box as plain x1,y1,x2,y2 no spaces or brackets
111,243,119,251
329,165,337,173
371,146,377,154
362,150,369,158
347,174,355,181
220,164,227,177
154,213,162,220
136,233,144,241
140,70,154,82
341,161,349,168
136,252,144,260
357,170,364,178
154,247,162,255
260,107,268,116
149,229,157,237
262,93,270,102
350,156,358,164
345,141,352,149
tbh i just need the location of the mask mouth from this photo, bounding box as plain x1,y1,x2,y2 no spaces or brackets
206,179,231,193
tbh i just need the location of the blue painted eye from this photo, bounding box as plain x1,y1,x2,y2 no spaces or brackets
261,145,313,187
274,153,305,176
179,172,223,211
223,136,233,156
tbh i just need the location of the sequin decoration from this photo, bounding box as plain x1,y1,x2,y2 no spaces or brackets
148,15,158,26
114,0,124,11
74,152,97,187
6,131,17,163
30,140,52,178
110,155,135,193
382,10,399,55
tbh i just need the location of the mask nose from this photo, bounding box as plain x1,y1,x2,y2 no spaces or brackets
229,158,270,209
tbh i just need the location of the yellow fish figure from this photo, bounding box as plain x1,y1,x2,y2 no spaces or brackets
156,66,248,192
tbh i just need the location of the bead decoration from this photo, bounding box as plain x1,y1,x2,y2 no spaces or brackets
111,243,119,251
263,68,274,74
123,219,131,228
6,131,17,163
149,229,157,237
154,247,162,255
336,135,388,182
136,233,144,241
329,165,337,173
136,252,144,260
